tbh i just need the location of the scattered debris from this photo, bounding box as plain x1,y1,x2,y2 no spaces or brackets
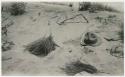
95,15,120,25
2,41,15,51
104,37,121,41
38,12,41,16
2,26,8,36
83,47,94,54
33,19,36,22
88,6,98,13
69,3,73,7
2,11,14,52
2,57,12,61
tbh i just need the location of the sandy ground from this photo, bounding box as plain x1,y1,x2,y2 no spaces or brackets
2,2,124,76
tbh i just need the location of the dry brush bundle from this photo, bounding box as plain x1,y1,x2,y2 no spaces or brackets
10,2,26,15
24,35,59,56
79,2,118,12
118,22,124,42
61,60,98,75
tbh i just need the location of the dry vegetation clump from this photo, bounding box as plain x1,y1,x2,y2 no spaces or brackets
25,35,59,56
10,2,26,15
90,3,118,12
110,45,124,58
79,2,118,12
2,12,14,52
118,23,124,42
79,2,91,11
2,24,14,52
61,61,98,76
95,15,118,25
2,41,15,51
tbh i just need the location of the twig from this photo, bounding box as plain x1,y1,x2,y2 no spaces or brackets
104,37,122,41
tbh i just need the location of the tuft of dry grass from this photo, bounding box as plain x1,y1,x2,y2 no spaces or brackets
24,35,59,56
79,2,118,12
110,45,124,58
118,22,124,42
61,61,98,75
79,2,91,11
2,41,15,51
10,2,26,15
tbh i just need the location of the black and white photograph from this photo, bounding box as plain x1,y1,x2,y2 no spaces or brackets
1,1,124,76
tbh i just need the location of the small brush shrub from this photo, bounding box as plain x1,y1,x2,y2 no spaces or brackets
61,61,97,75
25,35,59,56
79,2,118,12
10,2,26,15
